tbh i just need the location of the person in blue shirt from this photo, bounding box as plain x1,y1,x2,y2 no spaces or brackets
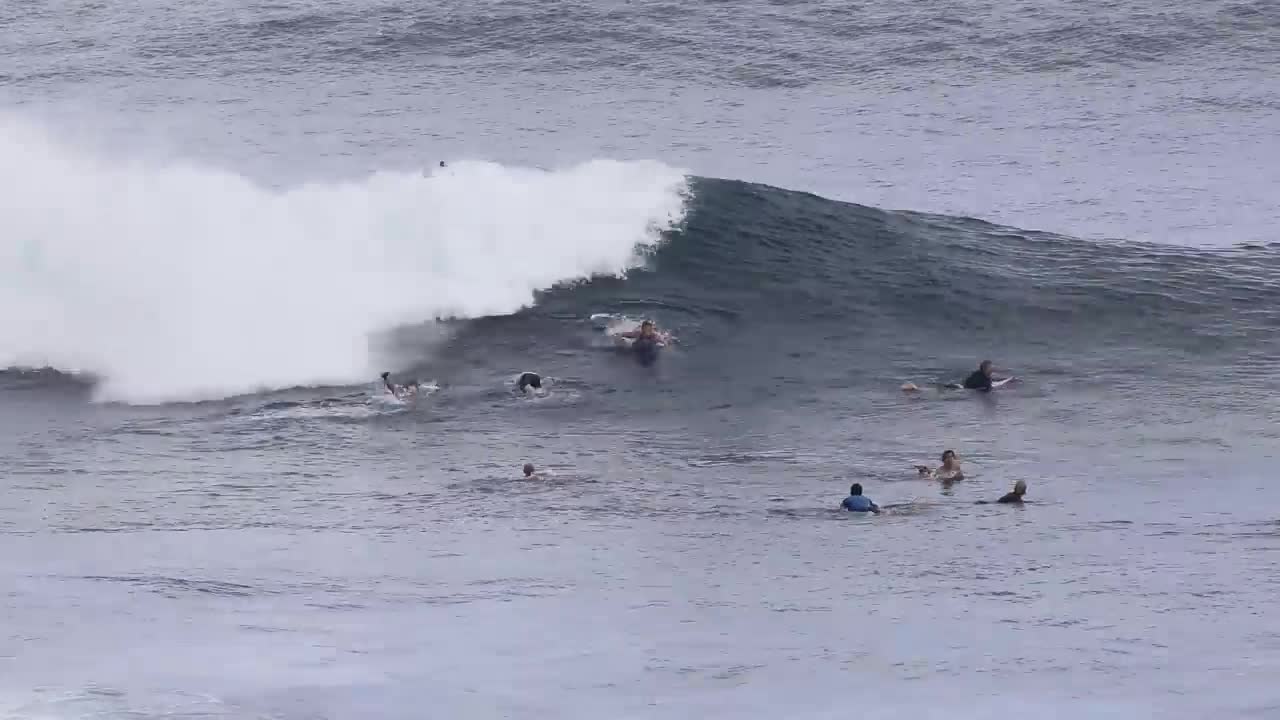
840,483,881,514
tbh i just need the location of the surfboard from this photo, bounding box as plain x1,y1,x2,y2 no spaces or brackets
933,376,1015,391
589,313,617,330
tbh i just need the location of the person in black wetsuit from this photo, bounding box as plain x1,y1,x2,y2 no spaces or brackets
517,372,542,393
977,480,1028,505
997,480,1027,503
962,360,997,391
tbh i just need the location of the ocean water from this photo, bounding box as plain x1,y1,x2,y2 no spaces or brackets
3,0,1280,718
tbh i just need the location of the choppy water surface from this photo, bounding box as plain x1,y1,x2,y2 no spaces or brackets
3,0,1280,717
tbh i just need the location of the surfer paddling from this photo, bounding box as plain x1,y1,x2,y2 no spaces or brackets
380,371,420,400
619,319,671,366
840,483,881,514
900,360,1014,393
961,360,1014,391
516,372,542,394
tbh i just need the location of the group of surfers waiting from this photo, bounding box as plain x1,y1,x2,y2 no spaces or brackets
847,359,1027,514
841,466,1029,515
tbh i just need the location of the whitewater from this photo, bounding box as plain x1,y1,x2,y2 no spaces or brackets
0,120,689,402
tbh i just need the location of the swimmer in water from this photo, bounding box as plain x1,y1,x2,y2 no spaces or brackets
916,450,964,481
840,483,881,514
521,463,541,480
380,371,419,399
516,372,542,393
976,480,1028,505
997,480,1027,503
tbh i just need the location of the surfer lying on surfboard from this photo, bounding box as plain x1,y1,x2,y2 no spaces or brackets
618,319,671,344
618,319,672,366
960,360,1012,391
901,359,1016,393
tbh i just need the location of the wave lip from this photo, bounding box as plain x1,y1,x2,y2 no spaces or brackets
0,119,689,404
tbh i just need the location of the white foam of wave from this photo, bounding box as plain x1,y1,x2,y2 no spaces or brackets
0,117,688,404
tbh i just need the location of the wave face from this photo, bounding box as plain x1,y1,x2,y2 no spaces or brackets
623,178,1280,346
0,119,688,403
449,177,1280,405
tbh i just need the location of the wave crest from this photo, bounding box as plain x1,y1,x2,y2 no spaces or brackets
0,118,689,403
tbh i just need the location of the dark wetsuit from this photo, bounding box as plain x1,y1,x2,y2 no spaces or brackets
517,372,542,392
996,492,1023,504
962,369,993,391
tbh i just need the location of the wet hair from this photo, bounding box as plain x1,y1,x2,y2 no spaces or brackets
641,320,654,328
850,483,863,496
523,463,535,476
517,372,542,391
941,450,956,461
1014,480,1027,493
980,359,994,371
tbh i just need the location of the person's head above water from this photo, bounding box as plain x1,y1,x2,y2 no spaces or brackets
639,320,656,335
1012,480,1027,496
517,372,542,392
941,450,959,467
849,483,863,496
523,463,535,477
979,360,994,375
